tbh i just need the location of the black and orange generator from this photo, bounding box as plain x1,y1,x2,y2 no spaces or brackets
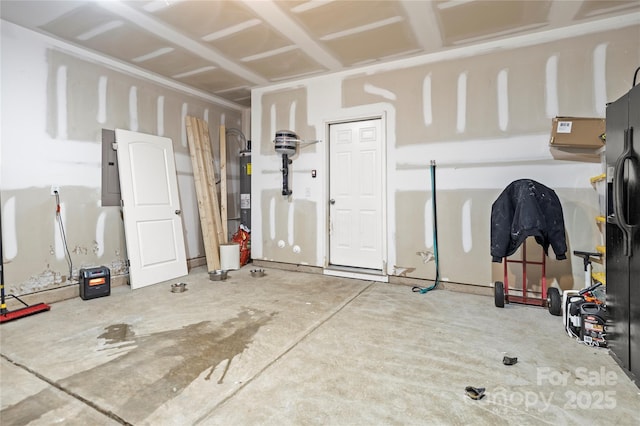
79,266,110,300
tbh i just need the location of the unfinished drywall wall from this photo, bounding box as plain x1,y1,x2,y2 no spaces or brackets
253,87,321,266
251,22,639,289
1,21,244,296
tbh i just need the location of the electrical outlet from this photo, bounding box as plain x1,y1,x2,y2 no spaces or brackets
50,185,60,195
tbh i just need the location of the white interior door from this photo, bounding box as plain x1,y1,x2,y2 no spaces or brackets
329,119,383,270
115,129,188,289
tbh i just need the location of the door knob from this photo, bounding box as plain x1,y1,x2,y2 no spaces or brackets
329,199,335,205
175,209,182,215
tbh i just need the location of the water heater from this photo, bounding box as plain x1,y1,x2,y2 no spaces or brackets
239,146,251,228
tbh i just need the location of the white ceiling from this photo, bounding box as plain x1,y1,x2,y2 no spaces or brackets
2,0,639,108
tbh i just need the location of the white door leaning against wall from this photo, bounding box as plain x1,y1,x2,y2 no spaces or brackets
329,118,383,270
115,129,188,289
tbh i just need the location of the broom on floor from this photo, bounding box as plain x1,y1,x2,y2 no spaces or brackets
0,207,50,324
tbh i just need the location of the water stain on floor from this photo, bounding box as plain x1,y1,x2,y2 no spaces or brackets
1,307,276,425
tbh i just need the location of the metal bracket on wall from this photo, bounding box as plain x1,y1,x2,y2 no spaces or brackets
298,139,321,150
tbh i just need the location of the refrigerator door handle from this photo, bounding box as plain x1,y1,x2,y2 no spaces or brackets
613,127,636,256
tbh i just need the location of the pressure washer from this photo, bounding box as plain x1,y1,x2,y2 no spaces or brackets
564,282,607,347
562,250,607,347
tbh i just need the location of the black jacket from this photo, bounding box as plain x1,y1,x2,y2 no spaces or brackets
491,179,567,262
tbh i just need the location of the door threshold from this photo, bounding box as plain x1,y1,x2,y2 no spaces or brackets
323,266,388,283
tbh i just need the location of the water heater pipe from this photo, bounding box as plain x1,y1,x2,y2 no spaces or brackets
281,154,292,196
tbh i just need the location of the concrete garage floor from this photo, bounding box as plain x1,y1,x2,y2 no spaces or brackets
1,266,639,425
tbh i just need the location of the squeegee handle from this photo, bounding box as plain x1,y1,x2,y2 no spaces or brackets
1,207,6,312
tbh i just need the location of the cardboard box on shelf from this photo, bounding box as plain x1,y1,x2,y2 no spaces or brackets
549,146,602,163
549,117,606,149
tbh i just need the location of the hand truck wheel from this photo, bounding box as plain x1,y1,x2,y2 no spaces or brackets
547,287,562,316
494,281,505,308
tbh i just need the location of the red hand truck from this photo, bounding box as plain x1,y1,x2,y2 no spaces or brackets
494,239,561,316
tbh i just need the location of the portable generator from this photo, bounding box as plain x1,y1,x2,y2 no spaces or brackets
79,266,110,300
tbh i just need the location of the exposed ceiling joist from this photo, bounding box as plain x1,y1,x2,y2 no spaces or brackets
241,0,342,71
98,0,268,85
1,0,638,108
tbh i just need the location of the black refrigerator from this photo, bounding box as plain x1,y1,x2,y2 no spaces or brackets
606,81,640,386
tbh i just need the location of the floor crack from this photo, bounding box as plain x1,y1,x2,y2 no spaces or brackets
0,353,133,425
193,281,375,424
